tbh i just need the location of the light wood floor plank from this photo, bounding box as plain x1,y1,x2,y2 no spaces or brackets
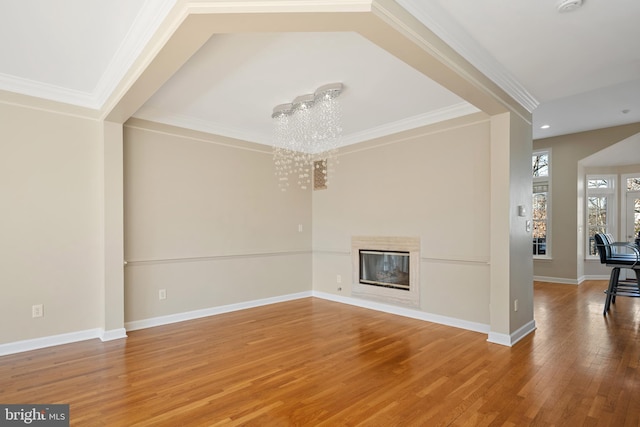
1,280,640,425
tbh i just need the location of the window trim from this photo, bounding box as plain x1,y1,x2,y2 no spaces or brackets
585,174,616,260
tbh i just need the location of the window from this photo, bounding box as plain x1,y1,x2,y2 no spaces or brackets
586,175,616,257
628,177,640,192
533,185,548,255
532,152,549,178
625,176,640,239
532,151,550,256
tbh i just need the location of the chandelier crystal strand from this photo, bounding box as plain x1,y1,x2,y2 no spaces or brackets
272,106,293,191
272,83,343,191
293,94,316,190
313,90,342,187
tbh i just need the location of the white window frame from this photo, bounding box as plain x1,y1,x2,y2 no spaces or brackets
585,174,616,259
533,149,551,259
621,173,640,240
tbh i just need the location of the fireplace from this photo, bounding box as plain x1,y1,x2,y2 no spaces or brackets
352,236,420,307
359,250,410,290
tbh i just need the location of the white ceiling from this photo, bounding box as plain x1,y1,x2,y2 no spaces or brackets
135,31,477,147
1,0,639,163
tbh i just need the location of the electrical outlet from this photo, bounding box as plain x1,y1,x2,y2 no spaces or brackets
336,274,342,284
298,224,303,232
32,304,43,318
159,289,167,300
514,299,519,312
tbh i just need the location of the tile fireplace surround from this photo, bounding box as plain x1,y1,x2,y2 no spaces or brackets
351,236,420,307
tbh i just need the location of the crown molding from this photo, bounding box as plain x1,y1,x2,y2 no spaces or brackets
0,72,98,109
93,0,179,108
0,0,177,110
396,0,539,113
0,0,536,118
135,102,479,149
133,106,269,145
340,102,480,147
0,0,534,129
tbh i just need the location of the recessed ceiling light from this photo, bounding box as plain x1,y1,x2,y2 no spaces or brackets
540,125,551,129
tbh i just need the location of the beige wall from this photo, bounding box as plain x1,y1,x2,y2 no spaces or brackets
312,114,492,325
0,102,103,344
506,113,535,332
123,120,312,322
102,121,125,334
488,112,534,338
0,105,532,346
533,123,640,282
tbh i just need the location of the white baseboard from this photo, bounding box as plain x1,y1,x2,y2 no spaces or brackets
486,332,511,346
100,328,128,341
1,289,535,356
534,275,579,285
125,291,313,331
312,291,491,335
0,293,312,356
0,328,102,357
535,275,609,285
487,320,536,347
312,291,538,348
581,275,609,281
512,320,537,345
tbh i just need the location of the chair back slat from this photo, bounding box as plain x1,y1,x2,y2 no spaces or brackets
594,233,610,263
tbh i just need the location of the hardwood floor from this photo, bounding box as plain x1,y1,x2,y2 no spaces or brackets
1,280,640,426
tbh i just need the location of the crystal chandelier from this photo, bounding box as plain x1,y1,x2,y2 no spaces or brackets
272,83,344,191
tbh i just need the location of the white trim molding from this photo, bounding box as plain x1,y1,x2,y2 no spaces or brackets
313,291,490,335
125,291,312,331
534,276,580,285
100,328,128,342
125,250,311,267
487,320,536,347
580,275,609,282
3,289,534,356
340,103,480,147
0,328,102,357
396,0,538,113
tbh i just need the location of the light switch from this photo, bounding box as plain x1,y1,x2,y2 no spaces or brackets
518,205,526,217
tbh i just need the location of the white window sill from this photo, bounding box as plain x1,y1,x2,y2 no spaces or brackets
534,256,552,261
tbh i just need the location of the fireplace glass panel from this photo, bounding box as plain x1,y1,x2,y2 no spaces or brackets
359,250,410,290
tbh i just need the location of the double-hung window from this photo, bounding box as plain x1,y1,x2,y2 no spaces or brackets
586,175,616,257
533,151,550,257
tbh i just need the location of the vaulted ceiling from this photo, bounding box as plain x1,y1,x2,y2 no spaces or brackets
1,0,639,160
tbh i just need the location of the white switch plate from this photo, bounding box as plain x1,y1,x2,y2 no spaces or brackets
159,289,167,300
526,220,532,232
